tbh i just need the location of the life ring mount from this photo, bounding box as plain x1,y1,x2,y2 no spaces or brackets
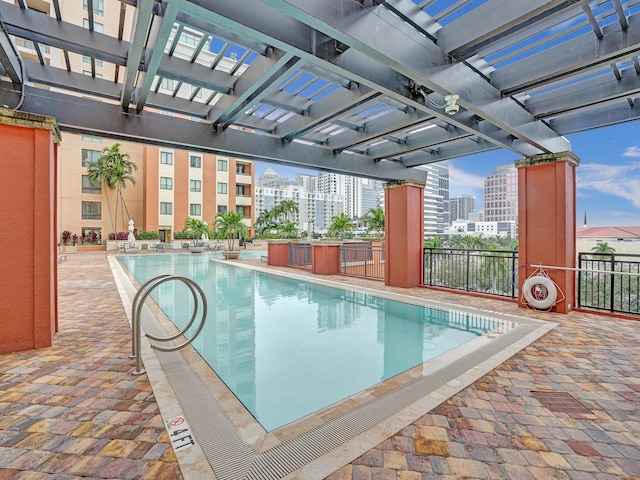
522,274,557,310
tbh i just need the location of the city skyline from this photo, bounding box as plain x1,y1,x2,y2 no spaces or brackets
254,121,640,228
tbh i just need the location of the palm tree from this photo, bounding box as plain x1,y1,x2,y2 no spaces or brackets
591,242,615,254
277,220,300,239
86,143,137,238
275,199,298,222
183,217,210,240
214,211,249,251
255,209,278,236
361,207,385,238
327,213,354,239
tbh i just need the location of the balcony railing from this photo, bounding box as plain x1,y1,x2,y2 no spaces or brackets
423,248,518,298
340,243,385,280
288,242,312,269
577,252,640,314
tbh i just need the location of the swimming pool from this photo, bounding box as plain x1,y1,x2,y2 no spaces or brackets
120,254,505,431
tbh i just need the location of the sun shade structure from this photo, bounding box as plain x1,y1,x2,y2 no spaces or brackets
1,0,640,182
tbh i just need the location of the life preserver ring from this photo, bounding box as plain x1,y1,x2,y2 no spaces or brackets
522,275,557,310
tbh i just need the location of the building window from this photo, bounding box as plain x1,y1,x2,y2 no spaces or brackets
236,206,245,216
160,177,173,190
217,205,227,214
82,55,103,67
236,163,247,174
218,159,227,171
83,0,104,15
160,202,173,215
82,70,103,78
82,201,101,220
160,78,176,91
160,152,173,165
190,180,201,192
82,135,101,143
217,182,227,194
236,185,247,196
82,19,104,32
82,149,101,167
179,31,199,46
190,155,201,168
82,175,101,194
190,204,202,216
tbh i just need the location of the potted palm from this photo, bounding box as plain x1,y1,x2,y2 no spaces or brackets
214,211,249,259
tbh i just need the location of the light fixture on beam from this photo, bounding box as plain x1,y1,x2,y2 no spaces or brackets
417,87,460,115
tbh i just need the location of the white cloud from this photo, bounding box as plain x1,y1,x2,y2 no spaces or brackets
448,164,486,189
578,162,640,208
623,146,640,157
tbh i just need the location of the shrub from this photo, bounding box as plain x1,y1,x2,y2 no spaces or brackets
136,230,159,240
61,230,73,246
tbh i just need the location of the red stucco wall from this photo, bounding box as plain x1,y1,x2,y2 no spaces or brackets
517,154,578,313
384,182,424,288
0,122,57,353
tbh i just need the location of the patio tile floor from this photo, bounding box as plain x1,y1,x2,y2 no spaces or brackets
1,252,640,479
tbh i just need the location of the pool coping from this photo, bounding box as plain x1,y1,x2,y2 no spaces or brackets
109,254,557,480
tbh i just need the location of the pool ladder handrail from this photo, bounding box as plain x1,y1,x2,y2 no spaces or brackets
130,274,208,375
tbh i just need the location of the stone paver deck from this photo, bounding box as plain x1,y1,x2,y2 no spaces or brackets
2,251,640,479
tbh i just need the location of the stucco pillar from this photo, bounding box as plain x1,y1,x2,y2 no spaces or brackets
0,108,61,353
267,240,290,267
311,242,341,275
516,152,579,314
384,180,425,288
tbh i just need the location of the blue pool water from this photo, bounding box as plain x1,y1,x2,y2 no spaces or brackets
119,254,503,431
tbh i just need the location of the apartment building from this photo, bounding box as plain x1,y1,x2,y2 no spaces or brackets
8,0,255,242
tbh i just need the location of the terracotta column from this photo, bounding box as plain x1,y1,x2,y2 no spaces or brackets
384,180,425,288
0,108,61,353
516,152,579,313
311,241,341,275
267,240,290,267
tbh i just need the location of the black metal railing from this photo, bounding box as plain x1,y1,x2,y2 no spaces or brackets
288,242,312,269
423,248,518,298
340,243,385,280
577,252,640,314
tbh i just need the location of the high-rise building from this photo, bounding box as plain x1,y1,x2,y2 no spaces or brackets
14,0,256,243
449,195,476,223
421,162,449,236
255,170,344,234
317,172,382,219
484,164,518,229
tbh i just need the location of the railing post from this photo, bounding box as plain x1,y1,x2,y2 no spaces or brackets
466,249,471,292
511,252,517,299
609,253,615,312
577,253,583,308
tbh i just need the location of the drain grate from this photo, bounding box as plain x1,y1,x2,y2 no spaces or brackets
531,391,594,418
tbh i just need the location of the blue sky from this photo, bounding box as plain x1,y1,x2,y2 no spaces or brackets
254,121,640,227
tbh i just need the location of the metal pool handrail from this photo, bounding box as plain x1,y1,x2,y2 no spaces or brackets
129,274,208,375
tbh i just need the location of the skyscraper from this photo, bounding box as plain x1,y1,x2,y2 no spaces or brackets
449,195,476,223
484,164,518,228
421,162,449,236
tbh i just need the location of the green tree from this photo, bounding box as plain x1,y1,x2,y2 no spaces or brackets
275,199,298,222
361,207,385,238
424,236,444,248
214,211,249,251
327,213,354,239
277,220,300,239
255,209,278,236
86,143,137,237
183,217,210,240
591,242,615,254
